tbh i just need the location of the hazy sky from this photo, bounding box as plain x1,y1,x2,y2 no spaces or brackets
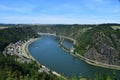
0,0,120,24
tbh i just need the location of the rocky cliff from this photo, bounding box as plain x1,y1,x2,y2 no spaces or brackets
76,26,120,66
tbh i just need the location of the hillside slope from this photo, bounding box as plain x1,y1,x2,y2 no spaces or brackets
76,25,120,65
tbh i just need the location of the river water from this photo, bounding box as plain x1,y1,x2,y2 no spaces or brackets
28,35,120,79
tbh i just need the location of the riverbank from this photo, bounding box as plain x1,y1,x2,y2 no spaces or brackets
59,37,120,71
37,32,76,44
38,33,120,70
24,37,66,79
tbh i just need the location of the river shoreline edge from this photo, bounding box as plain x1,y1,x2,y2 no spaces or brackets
58,36,120,71
24,34,120,79
24,37,66,80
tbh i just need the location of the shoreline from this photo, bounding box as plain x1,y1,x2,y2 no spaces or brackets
38,33,120,70
23,37,66,79
37,32,76,44
58,36,120,71
22,34,120,79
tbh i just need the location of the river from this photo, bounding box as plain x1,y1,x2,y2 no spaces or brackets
28,35,120,79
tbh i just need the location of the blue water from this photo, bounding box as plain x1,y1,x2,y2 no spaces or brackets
62,40,73,50
28,35,120,79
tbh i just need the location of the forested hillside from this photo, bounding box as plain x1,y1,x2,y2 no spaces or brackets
31,24,93,39
75,25,120,65
0,27,38,51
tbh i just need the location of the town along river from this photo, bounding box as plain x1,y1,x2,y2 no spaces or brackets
28,35,120,79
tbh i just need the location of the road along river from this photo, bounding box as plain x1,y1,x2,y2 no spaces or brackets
28,35,120,79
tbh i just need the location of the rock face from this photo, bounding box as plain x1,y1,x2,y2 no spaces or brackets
84,48,109,63
84,32,120,65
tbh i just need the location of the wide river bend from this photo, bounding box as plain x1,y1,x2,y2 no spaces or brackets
28,35,120,79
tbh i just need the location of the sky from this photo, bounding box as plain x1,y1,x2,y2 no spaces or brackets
0,0,120,24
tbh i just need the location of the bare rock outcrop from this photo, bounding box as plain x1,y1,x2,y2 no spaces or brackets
84,32,120,65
